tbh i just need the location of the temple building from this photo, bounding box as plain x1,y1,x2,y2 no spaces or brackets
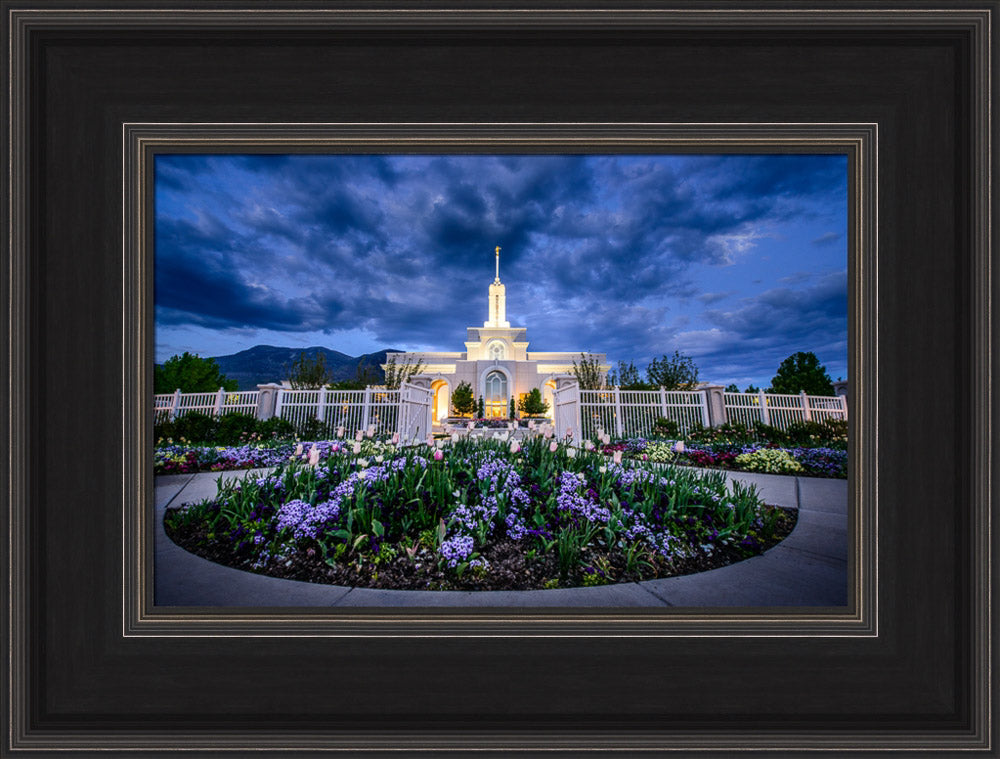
385,247,609,422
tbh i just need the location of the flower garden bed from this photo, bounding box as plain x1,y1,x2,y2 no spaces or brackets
600,439,847,479
164,437,796,591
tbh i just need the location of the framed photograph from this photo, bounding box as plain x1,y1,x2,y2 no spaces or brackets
4,3,993,755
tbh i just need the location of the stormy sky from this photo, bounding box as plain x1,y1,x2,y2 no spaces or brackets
155,153,848,390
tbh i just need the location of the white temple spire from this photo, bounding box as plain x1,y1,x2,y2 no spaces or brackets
485,245,509,328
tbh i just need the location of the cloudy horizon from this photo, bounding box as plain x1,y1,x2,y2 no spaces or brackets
155,153,848,390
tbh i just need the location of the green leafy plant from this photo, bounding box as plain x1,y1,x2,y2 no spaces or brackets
155,352,237,394
734,448,804,474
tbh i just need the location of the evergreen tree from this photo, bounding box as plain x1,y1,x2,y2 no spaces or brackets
451,381,475,416
518,388,550,416
767,352,834,395
509,396,516,418
155,352,237,394
477,396,485,418
724,383,739,393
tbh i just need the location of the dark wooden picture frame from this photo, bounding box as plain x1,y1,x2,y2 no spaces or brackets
4,3,994,755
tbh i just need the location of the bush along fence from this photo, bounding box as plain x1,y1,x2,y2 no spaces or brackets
156,381,846,441
555,383,847,440
155,382,432,441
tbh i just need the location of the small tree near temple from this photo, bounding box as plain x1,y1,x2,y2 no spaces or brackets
383,354,424,389
509,396,516,419
646,351,700,390
155,352,237,394
477,396,485,418
518,388,550,417
571,354,607,389
451,381,475,417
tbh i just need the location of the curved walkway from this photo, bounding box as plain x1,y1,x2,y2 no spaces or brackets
154,468,848,608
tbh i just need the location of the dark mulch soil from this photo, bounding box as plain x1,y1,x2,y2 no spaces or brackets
164,505,797,591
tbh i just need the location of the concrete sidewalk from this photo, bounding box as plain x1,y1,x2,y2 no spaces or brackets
154,467,848,608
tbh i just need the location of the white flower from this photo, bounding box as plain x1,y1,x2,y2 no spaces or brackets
357,458,369,468
584,440,594,451
598,465,607,473
673,440,686,453
436,439,445,449
294,443,304,456
509,440,521,454
352,441,362,454
451,432,459,443
566,447,577,458
375,455,384,463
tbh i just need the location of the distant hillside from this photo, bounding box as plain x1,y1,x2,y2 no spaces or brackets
203,345,401,390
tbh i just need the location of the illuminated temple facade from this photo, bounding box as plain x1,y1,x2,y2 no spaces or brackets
385,247,609,422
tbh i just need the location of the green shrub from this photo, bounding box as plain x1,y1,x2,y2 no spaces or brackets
653,417,678,437
215,413,260,444
785,418,847,448
171,411,217,443
258,416,295,440
734,448,804,474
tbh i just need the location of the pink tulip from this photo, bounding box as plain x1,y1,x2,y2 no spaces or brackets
613,450,622,464
352,441,362,454
336,426,345,438
391,432,399,444
467,421,475,430
308,446,320,466
509,440,521,454
433,449,443,461
584,440,594,451
549,441,558,453
355,430,364,441
294,443,303,456
426,435,435,448
673,441,685,453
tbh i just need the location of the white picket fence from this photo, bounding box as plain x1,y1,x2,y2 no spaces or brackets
154,385,422,438
154,388,260,422
275,387,401,435
723,390,847,429
154,384,847,440
579,388,708,439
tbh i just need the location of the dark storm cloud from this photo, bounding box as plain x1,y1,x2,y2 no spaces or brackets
155,154,847,379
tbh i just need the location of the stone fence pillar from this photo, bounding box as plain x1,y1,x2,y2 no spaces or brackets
255,383,283,421
701,385,727,427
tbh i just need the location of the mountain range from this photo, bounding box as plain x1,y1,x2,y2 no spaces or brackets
205,345,401,390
